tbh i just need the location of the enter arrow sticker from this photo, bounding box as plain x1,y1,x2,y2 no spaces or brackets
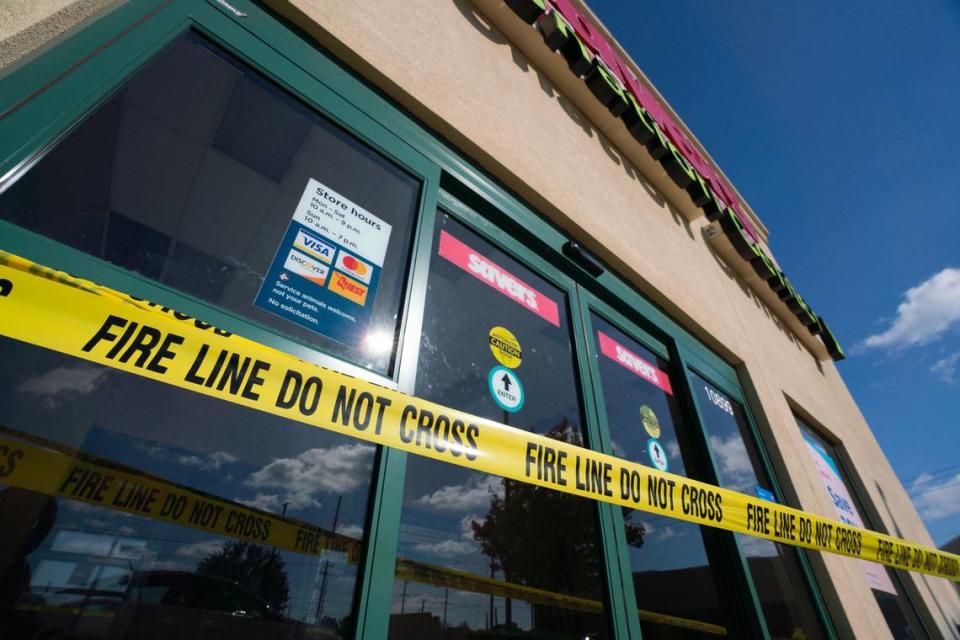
488,365,524,413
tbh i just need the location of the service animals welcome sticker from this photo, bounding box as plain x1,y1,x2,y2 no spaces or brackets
254,179,392,348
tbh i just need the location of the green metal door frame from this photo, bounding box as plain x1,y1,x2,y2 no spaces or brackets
0,0,840,637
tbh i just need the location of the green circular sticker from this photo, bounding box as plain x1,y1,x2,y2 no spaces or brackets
640,405,661,439
488,365,524,413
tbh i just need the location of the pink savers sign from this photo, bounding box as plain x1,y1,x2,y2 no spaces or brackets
597,330,673,395
438,230,560,327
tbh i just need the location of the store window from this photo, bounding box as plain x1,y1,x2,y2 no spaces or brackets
0,25,431,640
0,31,421,376
590,316,729,638
693,375,826,639
389,213,609,639
797,418,926,639
0,337,374,639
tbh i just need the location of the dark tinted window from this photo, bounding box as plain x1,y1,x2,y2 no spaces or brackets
591,316,729,638
693,375,826,639
388,213,609,639
0,339,372,639
0,31,420,376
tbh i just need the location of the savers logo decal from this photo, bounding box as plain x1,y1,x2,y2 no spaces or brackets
597,331,673,395
438,230,560,327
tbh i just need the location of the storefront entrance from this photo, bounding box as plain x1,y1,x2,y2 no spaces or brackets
0,2,848,638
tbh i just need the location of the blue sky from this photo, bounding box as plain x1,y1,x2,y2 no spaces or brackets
589,1,960,546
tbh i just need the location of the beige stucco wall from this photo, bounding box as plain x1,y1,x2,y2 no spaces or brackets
262,1,958,637
0,0,118,72
1,0,957,636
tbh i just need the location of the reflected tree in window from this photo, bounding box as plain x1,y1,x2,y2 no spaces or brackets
197,541,290,613
470,422,645,631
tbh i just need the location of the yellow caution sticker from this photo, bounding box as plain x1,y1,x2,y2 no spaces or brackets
488,326,522,368
0,250,957,584
640,405,661,439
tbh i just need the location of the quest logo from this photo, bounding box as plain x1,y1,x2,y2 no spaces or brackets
328,271,368,306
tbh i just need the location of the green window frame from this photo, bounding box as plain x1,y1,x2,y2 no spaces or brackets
793,413,934,638
0,1,843,638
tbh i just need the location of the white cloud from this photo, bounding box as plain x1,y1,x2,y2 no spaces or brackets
413,538,476,557
411,514,483,559
665,439,681,460
911,473,960,520
414,475,503,513
739,533,779,558
610,440,626,459
859,267,960,351
245,443,375,512
652,525,683,542
239,492,287,512
931,351,960,383
175,539,225,559
15,366,108,407
178,451,238,471
337,524,364,540
708,434,753,490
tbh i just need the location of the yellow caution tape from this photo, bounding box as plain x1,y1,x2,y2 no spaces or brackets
0,427,362,562
0,251,957,584
0,426,722,634
395,558,726,635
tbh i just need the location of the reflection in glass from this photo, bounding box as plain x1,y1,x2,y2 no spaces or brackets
0,31,420,376
389,214,609,639
0,337,373,639
693,374,825,639
797,420,924,639
591,315,729,638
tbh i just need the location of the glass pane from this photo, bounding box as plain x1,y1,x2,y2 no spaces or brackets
388,213,609,639
0,336,373,639
692,374,825,639
0,31,421,376
798,420,924,639
591,315,729,638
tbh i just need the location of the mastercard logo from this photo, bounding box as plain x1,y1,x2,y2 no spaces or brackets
341,255,367,275
335,252,372,284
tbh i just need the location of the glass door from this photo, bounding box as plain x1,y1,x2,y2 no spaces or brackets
579,294,741,639
384,195,615,639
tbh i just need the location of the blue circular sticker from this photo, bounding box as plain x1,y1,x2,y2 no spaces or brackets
647,438,669,472
488,365,525,413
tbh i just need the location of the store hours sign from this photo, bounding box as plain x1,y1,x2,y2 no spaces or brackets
255,179,391,349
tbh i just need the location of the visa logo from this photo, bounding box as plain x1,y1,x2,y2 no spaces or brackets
294,230,334,263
